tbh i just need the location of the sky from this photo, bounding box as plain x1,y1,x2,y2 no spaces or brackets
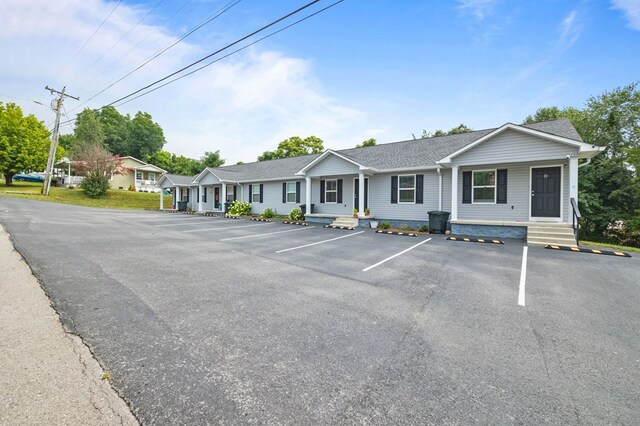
1,0,639,165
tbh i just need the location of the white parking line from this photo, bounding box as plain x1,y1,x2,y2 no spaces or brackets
362,238,432,272
220,226,315,241
275,231,364,253
182,222,274,233
518,246,528,306
154,220,221,227
138,217,214,223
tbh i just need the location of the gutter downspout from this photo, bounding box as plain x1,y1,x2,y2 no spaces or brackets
578,158,592,168
437,168,442,211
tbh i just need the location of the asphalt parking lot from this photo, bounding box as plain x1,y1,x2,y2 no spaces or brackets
1,197,639,425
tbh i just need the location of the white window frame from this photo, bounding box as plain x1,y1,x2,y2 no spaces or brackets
226,184,235,202
252,184,261,203
135,171,143,180
148,173,156,182
472,169,497,204
325,179,337,204
398,174,416,204
286,182,297,203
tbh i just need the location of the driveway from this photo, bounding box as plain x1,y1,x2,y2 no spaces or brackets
1,197,638,425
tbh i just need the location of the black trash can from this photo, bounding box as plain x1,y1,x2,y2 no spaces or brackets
177,201,188,211
299,204,315,215
428,211,450,234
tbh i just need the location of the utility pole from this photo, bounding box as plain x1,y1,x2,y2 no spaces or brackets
42,86,79,195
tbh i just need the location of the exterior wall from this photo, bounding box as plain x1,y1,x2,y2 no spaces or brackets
455,160,570,222
451,224,527,239
367,171,440,221
199,172,221,185
453,129,580,166
305,154,360,177
245,180,306,216
310,178,354,215
110,172,133,190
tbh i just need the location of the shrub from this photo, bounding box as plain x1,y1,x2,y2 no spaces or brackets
228,200,252,216
289,207,304,221
80,174,110,198
261,208,275,218
128,184,136,191
380,221,391,229
419,224,429,233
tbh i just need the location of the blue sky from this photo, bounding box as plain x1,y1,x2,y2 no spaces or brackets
1,0,639,164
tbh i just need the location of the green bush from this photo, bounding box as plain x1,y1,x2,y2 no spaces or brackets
289,207,304,221
80,174,110,198
261,208,275,218
228,200,252,216
419,224,429,233
380,221,391,229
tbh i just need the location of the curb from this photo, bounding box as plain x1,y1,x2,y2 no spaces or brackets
224,215,243,219
250,218,273,222
447,236,504,244
544,245,631,257
324,225,355,230
282,221,308,226
375,230,418,237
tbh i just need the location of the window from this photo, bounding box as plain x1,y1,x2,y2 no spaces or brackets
286,182,296,203
226,184,235,202
202,187,207,203
325,179,337,203
136,171,143,180
148,173,156,182
252,185,261,203
398,175,415,203
472,170,496,203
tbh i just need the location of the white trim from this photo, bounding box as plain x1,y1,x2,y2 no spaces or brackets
437,123,598,165
451,165,458,220
398,174,416,204
193,168,222,184
285,181,297,203
251,184,261,203
528,164,564,222
471,169,497,204
352,176,369,212
296,149,365,175
324,178,338,204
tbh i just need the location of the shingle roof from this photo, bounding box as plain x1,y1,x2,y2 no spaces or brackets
162,173,198,185
181,119,584,184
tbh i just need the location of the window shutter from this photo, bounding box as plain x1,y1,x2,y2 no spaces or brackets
416,174,424,204
248,185,252,202
391,176,398,203
462,171,472,204
296,181,301,203
233,186,237,201
204,188,207,203
497,169,507,204
337,179,343,203
320,180,325,203
364,179,368,209
197,187,200,201
260,184,264,203
282,182,286,203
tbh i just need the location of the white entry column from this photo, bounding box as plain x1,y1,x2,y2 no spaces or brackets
305,176,311,215
221,184,227,212
159,189,164,210
451,165,459,221
569,156,578,202
198,185,203,211
358,171,365,217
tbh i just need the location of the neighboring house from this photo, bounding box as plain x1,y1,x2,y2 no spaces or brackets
112,156,166,192
156,174,198,210
156,119,604,245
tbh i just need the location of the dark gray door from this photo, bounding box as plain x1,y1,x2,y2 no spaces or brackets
531,167,561,217
354,178,368,210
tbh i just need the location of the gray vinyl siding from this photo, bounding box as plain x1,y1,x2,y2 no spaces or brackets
441,169,452,212
456,161,569,222
306,154,360,177
310,178,353,215
245,180,305,216
453,129,579,166
367,171,439,221
199,172,221,185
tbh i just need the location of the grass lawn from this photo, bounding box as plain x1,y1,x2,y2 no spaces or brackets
580,240,640,254
0,180,171,210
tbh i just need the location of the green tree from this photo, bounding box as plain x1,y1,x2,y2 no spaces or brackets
258,136,324,161
171,154,201,175
97,106,130,156
147,150,173,172
415,124,473,139
74,108,105,146
58,134,77,152
72,143,127,198
356,138,377,148
200,150,225,168
0,102,54,185
128,112,166,160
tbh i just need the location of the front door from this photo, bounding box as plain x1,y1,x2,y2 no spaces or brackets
531,167,561,218
214,187,220,210
354,178,369,211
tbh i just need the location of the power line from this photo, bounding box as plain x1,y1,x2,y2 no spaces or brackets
106,0,322,107
72,0,241,112
115,0,345,107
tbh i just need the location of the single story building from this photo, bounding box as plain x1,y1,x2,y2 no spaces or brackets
156,119,603,246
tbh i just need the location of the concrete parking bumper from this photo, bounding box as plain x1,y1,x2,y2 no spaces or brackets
0,225,138,425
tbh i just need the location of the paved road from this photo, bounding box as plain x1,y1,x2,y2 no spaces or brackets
1,197,638,425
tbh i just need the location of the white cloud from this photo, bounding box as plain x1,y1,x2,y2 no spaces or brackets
457,0,496,20
0,0,369,164
559,10,581,49
611,0,640,30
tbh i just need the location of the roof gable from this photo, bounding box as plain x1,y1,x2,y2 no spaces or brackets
296,150,366,175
